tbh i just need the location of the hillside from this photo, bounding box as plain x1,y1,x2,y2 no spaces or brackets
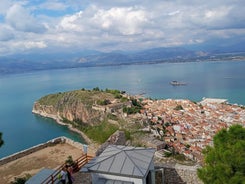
1,47,245,74
32,88,144,144
33,89,126,124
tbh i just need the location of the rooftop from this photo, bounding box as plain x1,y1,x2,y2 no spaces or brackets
81,145,155,178
200,98,228,105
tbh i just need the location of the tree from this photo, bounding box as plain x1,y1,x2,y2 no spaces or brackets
0,132,3,147
197,124,245,184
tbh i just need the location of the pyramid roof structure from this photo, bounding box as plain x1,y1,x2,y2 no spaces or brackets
81,145,155,178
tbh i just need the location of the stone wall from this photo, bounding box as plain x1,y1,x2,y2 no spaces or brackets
0,137,86,166
95,130,126,156
155,164,203,184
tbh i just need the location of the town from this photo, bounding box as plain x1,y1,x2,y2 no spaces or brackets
138,97,245,162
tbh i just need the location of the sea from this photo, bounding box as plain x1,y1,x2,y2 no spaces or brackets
0,60,245,158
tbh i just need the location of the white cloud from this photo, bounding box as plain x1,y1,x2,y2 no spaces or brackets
59,6,148,36
59,11,83,31
6,4,46,33
0,0,13,15
0,40,47,56
24,41,47,49
168,10,180,16
0,0,244,55
0,25,14,41
92,7,148,35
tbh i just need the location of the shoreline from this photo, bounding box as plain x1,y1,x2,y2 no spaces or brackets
2,58,245,76
32,109,95,146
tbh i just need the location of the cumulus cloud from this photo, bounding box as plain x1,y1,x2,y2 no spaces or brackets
59,11,83,31
92,7,148,35
59,6,148,35
6,4,46,33
0,0,244,55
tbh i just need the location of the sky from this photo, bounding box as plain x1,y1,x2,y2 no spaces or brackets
0,0,244,56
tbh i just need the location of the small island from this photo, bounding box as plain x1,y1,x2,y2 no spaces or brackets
33,88,245,164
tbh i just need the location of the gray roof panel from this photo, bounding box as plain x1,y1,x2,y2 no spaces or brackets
26,169,54,184
81,145,155,178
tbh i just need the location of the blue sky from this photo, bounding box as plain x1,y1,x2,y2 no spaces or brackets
0,0,244,56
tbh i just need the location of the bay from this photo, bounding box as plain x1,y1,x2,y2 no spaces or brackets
0,60,245,158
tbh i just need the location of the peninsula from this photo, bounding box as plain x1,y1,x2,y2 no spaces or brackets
32,88,245,163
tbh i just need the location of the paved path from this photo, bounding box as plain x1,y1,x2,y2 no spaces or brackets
73,172,92,184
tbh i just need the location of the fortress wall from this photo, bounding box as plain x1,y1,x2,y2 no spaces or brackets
155,164,203,184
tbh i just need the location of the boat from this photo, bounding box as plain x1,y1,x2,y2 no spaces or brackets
170,81,187,86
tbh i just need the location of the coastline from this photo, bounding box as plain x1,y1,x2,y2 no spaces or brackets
32,109,95,146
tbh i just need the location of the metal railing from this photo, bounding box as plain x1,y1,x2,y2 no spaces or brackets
41,154,93,184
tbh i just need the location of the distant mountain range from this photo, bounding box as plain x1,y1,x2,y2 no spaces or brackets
0,47,244,74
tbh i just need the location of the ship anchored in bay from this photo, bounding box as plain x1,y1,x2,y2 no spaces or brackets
170,80,187,86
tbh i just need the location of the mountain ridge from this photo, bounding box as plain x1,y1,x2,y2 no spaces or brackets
0,47,244,75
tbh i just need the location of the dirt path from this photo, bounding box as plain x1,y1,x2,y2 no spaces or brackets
0,143,84,184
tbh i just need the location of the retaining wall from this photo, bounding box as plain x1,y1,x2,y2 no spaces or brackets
155,164,203,184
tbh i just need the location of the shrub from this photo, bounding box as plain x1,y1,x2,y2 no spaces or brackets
11,174,31,184
174,105,183,110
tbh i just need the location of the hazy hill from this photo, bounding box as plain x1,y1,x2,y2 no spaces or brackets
0,46,244,74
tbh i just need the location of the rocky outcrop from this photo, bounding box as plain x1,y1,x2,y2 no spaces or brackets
32,89,129,125
32,101,102,125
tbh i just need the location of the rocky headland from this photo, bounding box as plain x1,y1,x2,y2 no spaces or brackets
32,88,142,145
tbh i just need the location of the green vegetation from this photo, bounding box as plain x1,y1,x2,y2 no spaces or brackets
121,129,131,141
174,104,184,110
105,88,121,95
62,114,122,144
65,155,75,166
93,87,101,91
38,92,65,106
197,124,245,184
80,120,119,144
123,106,141,114
10,174,31,184
37,89,117,107
37,88,128,110
164,151,172,157
97,99,111,105
106,113,118,121
123,98,143,114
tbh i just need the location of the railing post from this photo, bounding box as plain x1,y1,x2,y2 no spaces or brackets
51,175,54,184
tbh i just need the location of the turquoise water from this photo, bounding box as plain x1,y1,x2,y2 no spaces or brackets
0,60,245,158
